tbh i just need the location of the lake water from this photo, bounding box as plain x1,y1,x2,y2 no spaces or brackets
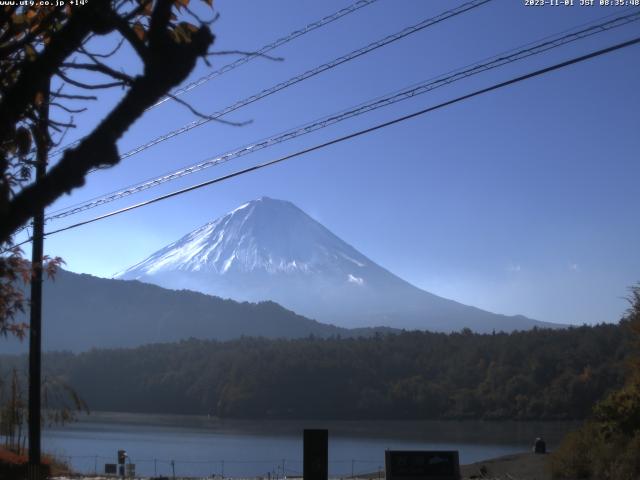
42,412,577,478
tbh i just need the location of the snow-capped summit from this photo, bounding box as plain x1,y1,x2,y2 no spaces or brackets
118,196,371,279
117,197,559,332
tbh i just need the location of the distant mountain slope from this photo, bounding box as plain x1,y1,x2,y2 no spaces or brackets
4,269,355,354
117,197,562,332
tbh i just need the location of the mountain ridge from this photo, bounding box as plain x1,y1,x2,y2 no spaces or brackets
117,197,563,332
4,268,395,354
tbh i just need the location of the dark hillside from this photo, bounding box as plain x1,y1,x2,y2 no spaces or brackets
4,269,351,353
2,323,629,420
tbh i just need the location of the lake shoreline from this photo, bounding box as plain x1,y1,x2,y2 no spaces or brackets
45,452,550,480
460,452,550,480
42,413,568,478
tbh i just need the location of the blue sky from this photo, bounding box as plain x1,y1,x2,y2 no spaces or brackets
18,0,640,326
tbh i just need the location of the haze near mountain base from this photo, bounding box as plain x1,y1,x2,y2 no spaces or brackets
116,197,560,332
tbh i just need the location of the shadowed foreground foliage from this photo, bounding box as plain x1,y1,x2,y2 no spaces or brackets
0,0,216,338
551,286,640,480
1,322,631,421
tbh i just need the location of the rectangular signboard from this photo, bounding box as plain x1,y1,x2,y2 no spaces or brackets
385,450,460,480
304,429,328,480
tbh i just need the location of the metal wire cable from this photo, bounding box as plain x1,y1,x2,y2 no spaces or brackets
9,34,637,249
39,10,640,224
46,0,491,168
47,0,381,158
112,0,491,160
150,0,380,108
61,454,375,476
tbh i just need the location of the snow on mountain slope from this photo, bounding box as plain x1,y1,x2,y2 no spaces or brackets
119,198,371,279
116,197,561,332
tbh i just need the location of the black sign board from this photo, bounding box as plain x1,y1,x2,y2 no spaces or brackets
385,451,460,480
303,429,328,480
105,464,117,475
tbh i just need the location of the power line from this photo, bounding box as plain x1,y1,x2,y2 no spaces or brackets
150,0,380,108
137,1,493,154
13,35,637,247
47,0,381,158
48,0,491,169
39,10,640,224
113,0,491,161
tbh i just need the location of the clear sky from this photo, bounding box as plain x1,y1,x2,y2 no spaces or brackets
18,0,640,326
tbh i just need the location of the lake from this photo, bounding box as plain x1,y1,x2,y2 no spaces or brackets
42,412,577,478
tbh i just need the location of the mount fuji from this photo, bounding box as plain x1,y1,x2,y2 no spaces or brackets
116,197,560,332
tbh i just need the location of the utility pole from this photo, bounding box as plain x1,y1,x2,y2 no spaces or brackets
28,79,49,480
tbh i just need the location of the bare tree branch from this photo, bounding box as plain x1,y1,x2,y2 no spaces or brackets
79,37,125,59
56,70,127,90
183,4,218,27
113,17,149,61
51,120,75,148
51,93,98,101
0,0,114,146
165,92,251,126
49,119,76,129
60,62,135,84
0,1,214,242
49,102,87,114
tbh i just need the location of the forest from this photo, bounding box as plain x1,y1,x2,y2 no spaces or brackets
0,321,632,421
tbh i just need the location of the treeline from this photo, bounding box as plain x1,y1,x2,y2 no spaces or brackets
1,323,633,420
551,287,640,480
